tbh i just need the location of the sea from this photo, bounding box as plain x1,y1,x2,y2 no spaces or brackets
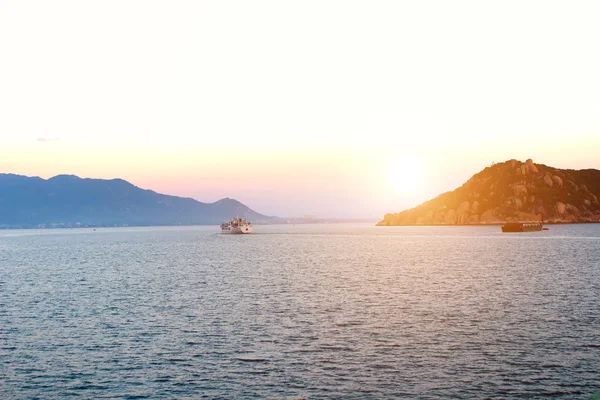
1,223,599,399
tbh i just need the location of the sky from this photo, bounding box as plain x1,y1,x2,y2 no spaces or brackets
1,1,599,218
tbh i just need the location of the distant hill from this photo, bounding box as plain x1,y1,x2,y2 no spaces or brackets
378,159,600,226
0,173,280,228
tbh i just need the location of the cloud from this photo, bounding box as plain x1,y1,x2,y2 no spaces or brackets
36,137,60,142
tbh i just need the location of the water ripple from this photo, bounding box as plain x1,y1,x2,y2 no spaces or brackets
1,224,600,398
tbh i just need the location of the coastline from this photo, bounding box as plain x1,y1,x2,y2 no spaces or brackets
0,219,378,231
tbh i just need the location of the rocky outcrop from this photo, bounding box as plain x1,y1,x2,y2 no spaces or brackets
377,159,600,226
525,159,539,173
511,183,528,197
445,209,457,224
552,175,564,188
456,201,470,224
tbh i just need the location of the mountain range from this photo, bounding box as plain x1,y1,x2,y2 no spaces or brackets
378,159,600,226
0,173,279,228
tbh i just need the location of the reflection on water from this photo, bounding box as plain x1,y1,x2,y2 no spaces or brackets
1,224,599,398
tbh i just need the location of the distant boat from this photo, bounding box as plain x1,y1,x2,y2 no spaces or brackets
221,217,253,234
501,221,543,232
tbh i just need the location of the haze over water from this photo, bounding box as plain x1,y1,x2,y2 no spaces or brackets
1,224,599,398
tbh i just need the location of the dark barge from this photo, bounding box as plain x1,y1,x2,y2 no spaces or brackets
501,222,543,232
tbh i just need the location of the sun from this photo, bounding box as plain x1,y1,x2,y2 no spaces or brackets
388,156,425,194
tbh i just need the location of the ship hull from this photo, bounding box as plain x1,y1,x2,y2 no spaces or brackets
221,226,253,234
501,223,543,232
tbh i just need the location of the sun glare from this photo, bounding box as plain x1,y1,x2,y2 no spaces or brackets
388,156,425,194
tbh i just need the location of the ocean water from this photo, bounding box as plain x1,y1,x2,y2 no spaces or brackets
1,223,599,399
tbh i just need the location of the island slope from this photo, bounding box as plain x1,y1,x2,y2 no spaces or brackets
378,159,600,226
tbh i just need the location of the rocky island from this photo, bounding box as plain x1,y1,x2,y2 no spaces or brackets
378,159,600,226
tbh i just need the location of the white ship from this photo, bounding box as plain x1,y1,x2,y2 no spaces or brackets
221,217,253,234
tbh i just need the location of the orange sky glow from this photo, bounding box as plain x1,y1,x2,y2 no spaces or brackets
1,1,600,218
